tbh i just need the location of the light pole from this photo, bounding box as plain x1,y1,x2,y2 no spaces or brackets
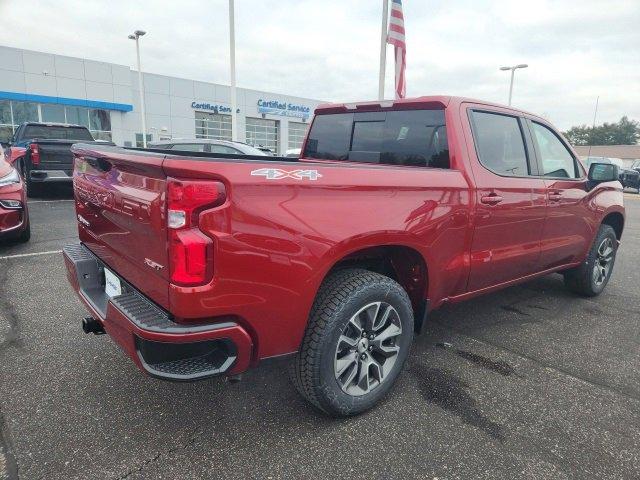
499,64,528,106
228,0,238,142
128,30,148,147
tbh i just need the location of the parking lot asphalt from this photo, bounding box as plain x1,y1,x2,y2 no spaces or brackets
1,186,639,480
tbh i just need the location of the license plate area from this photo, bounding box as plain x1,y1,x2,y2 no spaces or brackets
104,267,122,298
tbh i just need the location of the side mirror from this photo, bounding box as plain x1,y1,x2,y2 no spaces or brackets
587,162,619,190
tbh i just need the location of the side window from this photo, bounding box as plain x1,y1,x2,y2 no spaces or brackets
530,122,578,178
171,143,206,152
471,111,530,177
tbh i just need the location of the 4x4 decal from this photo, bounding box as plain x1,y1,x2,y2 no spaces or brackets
251,168,322,181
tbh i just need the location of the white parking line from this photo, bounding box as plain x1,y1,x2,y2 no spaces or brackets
0,249,62,261
28,199,74,204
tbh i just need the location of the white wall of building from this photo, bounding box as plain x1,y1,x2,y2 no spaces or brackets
0,45,323,154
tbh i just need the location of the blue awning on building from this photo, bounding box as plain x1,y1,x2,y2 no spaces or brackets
0,90,133,112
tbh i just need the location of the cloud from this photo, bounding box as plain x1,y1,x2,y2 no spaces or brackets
0,0,638,130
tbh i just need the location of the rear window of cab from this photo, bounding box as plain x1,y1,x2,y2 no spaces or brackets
303,109,450,169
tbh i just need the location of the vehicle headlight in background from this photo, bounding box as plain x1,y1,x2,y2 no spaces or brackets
0,168,20,187
0,199,22,209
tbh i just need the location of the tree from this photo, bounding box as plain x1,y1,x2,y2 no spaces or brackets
563,116,639,146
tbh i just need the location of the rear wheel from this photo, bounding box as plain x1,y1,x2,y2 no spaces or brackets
290,268,414,416
564,224,617,297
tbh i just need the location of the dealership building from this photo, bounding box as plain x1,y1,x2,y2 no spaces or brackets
0,45,324,154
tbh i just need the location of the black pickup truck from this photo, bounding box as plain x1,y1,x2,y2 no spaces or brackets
5,122,113,196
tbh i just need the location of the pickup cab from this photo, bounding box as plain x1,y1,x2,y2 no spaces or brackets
63,96,625,416
5,122,111,196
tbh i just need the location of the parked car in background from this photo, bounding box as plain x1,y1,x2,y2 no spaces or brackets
148,139,268,156
632,159,640,175
64,96,625,416
253,145,276,155
583,156,640,193
285,147,301,158
0,152,29,243
4,122,112,197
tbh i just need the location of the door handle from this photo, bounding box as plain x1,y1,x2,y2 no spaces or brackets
548,191,562,202
480,194,503,205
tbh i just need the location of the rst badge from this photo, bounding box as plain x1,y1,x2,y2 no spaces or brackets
251,168,322,181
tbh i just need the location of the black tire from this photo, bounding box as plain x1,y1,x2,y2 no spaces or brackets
564,224,618,297
290,268,414,416
25,175,41,198
17,222,30,243
20,164,39,198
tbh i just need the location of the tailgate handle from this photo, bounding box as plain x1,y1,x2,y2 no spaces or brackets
85,156,112,173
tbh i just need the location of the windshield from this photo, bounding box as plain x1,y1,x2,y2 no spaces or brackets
23,125,94,141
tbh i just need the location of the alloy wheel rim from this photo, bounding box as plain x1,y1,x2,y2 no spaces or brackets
334,301,402,397
593,237,615,287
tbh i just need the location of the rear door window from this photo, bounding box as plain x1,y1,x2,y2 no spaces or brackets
470,111,530,177
304,109,449,168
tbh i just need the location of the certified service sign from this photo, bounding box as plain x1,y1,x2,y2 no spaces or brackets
257,100,310,120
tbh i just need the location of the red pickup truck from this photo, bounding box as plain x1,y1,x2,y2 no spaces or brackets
64,96,625,416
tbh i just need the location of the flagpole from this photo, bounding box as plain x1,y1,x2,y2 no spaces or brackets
229,0,238,142
378,0,389,100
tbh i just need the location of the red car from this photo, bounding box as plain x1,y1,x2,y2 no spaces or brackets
0,154,30,243
64,96,624,416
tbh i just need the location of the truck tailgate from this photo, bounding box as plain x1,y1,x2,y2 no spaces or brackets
36,140,75,174
71,144,170,309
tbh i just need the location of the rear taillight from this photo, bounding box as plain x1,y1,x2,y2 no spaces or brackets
29,143,40,166
167,178,226,286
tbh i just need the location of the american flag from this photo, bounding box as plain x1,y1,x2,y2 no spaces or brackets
387,0,406,99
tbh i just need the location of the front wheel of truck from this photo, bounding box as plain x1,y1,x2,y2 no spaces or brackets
290,268,414,416
564,224,618,297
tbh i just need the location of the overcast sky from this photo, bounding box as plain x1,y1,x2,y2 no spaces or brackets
1,0,638,130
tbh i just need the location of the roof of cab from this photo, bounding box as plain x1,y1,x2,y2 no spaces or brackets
313,95,545,122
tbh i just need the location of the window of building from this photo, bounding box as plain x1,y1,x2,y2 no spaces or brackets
470,111,529,177
0,100,12,143
0,100,112,143
41,104,66,123
66,106,90,128
246,117,279,155
288,121,308,150
304,110,450,168
12,102,39,124
530,121,579,178
88,109,111,141
135,133,153,148
195,111,232,141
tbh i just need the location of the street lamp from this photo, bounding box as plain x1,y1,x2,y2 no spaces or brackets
128,30,148,147
499,64,528,106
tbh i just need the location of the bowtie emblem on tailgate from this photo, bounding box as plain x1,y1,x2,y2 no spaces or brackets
251,168,322,181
